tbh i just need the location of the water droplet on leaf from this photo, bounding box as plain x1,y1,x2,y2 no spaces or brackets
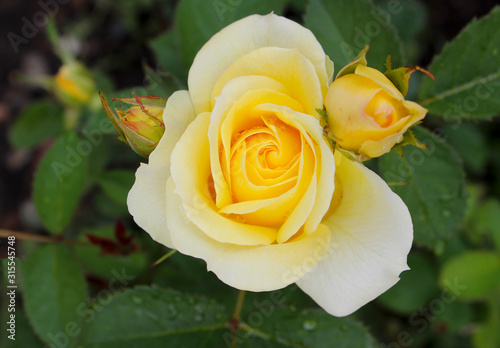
303,320,317,331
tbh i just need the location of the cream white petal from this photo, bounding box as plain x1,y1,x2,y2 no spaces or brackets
188,13,331,114
296,153,413,317
152,90,197,169
127,90,196,248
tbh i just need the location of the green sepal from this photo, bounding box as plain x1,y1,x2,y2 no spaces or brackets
99,91,157,158
119,123,157,158
392,127,428,156
336,45,369,79
336,146,369,162
112,95,168,109
99,91,127,142
317,108,337,152
316,108,328,128
384,54,434,97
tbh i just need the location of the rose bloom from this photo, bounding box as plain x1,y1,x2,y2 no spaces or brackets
128,14,412,316
325,65,428,158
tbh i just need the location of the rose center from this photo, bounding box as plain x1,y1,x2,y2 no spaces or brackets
228,113,302,203
365,90,407,128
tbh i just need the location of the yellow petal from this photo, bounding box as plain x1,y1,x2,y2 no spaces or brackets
258,104,336,242
211,47,323,116
355,64,404,100
210,82,304,208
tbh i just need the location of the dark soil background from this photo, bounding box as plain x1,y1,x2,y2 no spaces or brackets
1,0,499,236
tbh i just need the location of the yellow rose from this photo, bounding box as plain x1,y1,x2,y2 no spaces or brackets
325,65,427,158
54,61,96,107
128,14,412,316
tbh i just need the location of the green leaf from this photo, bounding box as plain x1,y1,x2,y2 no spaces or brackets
374,0,427,43
377,252,439,314
391,128,427,156
305,0,404,71
149,30,188,83
21,244,87,346
97,170,135,205
442,123,488,175
379,126,467,249
373,0,428,63
92,191,130,218
439,251,500,302
418,6,500,119
33,132,88,234
152,252,235,309
175,0,287,70
79,286,229,347
237,307,376,347
9,100,64,149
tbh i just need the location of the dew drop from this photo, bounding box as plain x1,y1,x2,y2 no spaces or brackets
303,320,317,331
194,304,205,314
166,304,178,319
441,209,451,217
439,193,454,201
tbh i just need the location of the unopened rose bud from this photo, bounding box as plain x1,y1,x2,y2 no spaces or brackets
100,93,167,157
54,61,96,107
325,63,428,159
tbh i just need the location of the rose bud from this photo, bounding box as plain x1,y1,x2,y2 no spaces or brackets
325,64,428,159
54,61,96,107
100,93,167,157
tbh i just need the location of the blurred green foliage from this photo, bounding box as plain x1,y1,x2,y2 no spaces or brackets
3,0,500,347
